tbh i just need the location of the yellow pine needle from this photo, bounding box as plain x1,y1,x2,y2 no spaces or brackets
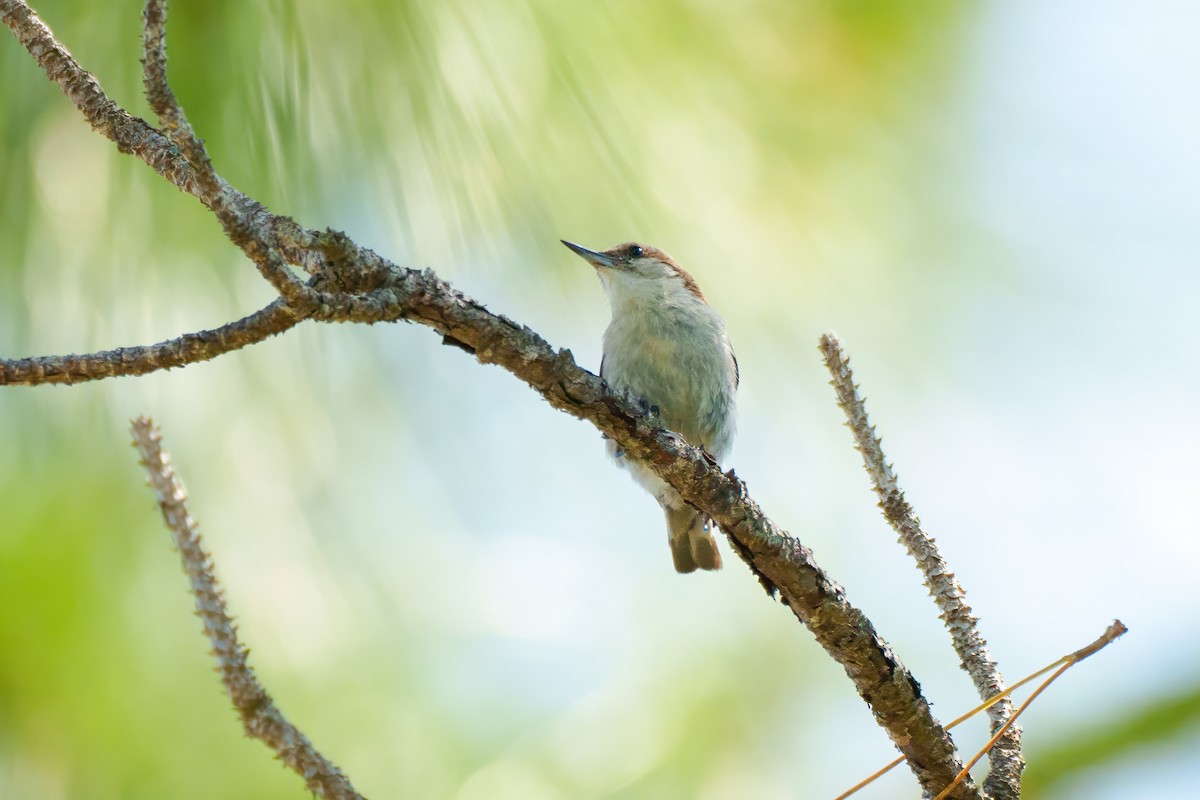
833,660,1063,800
837,620,1127,800
932,661,1071,800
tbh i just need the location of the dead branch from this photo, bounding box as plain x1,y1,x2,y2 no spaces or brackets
820,332,1024,798
0,300,300,385
130,416,366,800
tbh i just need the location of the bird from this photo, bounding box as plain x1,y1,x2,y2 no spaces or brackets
562,239,738,573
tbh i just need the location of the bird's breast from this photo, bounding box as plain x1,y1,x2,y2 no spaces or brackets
601,306,736,459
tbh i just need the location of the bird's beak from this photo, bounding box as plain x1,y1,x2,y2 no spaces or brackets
561,240,618,269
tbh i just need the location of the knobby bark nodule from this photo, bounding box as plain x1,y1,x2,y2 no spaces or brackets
1,1,1126,796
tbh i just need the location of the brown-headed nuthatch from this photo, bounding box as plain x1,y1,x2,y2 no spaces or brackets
563,240,738,573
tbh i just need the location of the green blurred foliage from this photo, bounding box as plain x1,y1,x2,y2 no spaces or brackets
1025,682,1200,796
3,1,1196,799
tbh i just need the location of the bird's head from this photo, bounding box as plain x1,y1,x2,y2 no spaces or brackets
561,240,707,308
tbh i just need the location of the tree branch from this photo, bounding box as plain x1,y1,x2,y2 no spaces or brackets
0,0,327,275
2,2,985,795
140,0,326,306
0,300,301,386
130,416,365,800
2,0,204,197
820,332,1022,798
141,0,218,198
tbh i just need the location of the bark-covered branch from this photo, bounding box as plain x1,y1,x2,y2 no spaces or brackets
0,1,993,796
820,333,1024,798
0,300,301,386
0,0,327,268
141,0,218,198
130,416,365,800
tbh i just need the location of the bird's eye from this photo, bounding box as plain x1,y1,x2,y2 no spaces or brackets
628,245,644,259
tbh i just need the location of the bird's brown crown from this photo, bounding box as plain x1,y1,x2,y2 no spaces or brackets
602,242,706,302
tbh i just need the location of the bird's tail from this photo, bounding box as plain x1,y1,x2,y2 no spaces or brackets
664,506,723,573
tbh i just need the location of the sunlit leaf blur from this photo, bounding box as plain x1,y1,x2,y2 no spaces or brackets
2,1,1198,798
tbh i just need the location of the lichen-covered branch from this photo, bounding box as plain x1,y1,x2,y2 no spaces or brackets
0,301,301,386
2,2,983,795
819,332,1022,799
130,416,366,800
2,0,199,195
0,0,327,274
141,0,218,198
140,0,325,304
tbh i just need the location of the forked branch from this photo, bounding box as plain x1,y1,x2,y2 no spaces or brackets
820,332,1023,798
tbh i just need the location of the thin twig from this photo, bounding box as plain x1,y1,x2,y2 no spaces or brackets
130,416,366,800
933,620,1128,800
819,332,1023,797
0,301,301,386
836,620,1126,798
0,1,196,189
139,0,324,306
141,0,219,199
0,0,327,292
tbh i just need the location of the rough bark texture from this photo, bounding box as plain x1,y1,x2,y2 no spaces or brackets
0,301,300,385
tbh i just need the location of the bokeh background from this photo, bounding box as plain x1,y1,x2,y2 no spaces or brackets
2,1,1197,797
